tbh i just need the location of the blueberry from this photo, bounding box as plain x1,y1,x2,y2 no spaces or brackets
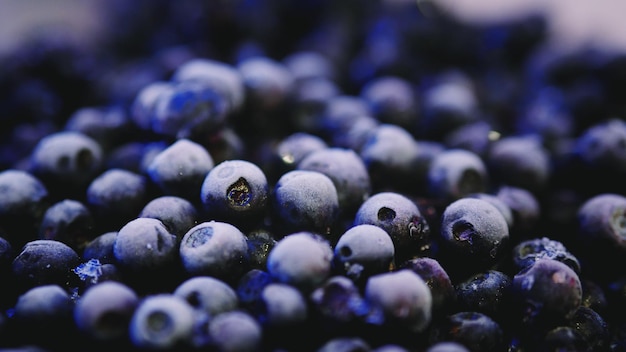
130,81,175,131
427,149,488,202
400,257,456,317
179,221,249,282
139,196,199,240
266,231,333,292
566,306,610,351
236,268,275,308
82,231,117,264
466,193,514,229
297,147,371,217
373,345,410,352
495,185,541,238
11,239,81,290
106,140,168,175
86,169,148,232
265,132,328,183
150,80,228,138
146,138,214,202
510,237,581,274
316,337,371,352
424,342,470,352
455,270,513,325
443,121,496,158
206,310,263,352
486,135,551,193
574,118,626,174
359,124,421,193
271,170,339,236
512,259,582,326
333,224,395,283
173,276,239,318
332,114,380,153
65,105,135,153
200,159,269,229
353,192,430,262
282,51,336,83
318,95,371,142
577,193,626,252
245,229,277,270
439,197,509,277
360,75,418,130
538,326,588,352
429,311,504,352
256,282,308,327
74,281,139,342
364,269,432,332
129,294,196,350
0,169,49,247
171,58,245,113
309,275,370,329
38,199,95,252
287,77,340,133
113,218,178,277
237,56,294,111
29,131,103,200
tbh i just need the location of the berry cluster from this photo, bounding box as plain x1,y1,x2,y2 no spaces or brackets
1,1,626,351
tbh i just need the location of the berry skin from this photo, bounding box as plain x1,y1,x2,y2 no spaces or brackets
268,132,328,183
206,310,263,352
113,218,178,271
316,337,371,352
200,159,269,230
439,197,509,278
271,170,339,237
73,281,139,342
173,276,239,318
455,270,513,325
12,239,81,290
147,138,214,202
86,168,148,233
38,199,95,252
237,56,294,111
256,282,308,327
425,342,470,352
82,231,117,264
365,269,433,333
297,147,372,217
510,237,581,274
333,224,395,283
179,221,249,282
400,257,456,317
130,81,174,131
427,149,488,202
429,311,504,352
353,192,430,262
129,294,196,350
266,231,333,293
138,195,199,240
512,259,582,327
360,75,418,130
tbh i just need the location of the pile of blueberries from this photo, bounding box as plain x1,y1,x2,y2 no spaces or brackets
2,0,626,351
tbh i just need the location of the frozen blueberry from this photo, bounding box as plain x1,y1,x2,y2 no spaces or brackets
424,342,469,352
147,138,214,202
150,80,229,138
510,237,581,274
486,135,551,193
287,77,340,133
316,337,371,352
365,269,432,332
495,185,541,238
171,58,245,113
271,170,339,237
86,169,148,232
200,159,269,230
466,193,514,230
129,294,196,350
577,193,626,252
237,56,294,111
317,95,371,142
455,270,513,325
0,169,49,247
179,221,249,282
333,224,395,283
373,345,410,352
512,259,582,326
82,231,117,264
113,218,179,278
270,132,328,182
400,257,456,317
173,276,239,318
332,114,380,153
64,105,134,153
359,124,421,193
443,120,496,158
439,198,509,277
298,148,371,217
283,50,336,83
29,131,103,200
11,284,74,348
429,312,504,352
353,192,430,262
266,231,333,292
106,140,168,175
236,268,275,309
139,196,199,240
538,326,588,352
245,229,277,270
574,118,626,174
206,310,263,352
360,75,418,130
12,239,81,290
38,199,95,252
427,149,488,202
73,281,139,342
255,282,308,327
130,81,175,131
566,306,610,351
